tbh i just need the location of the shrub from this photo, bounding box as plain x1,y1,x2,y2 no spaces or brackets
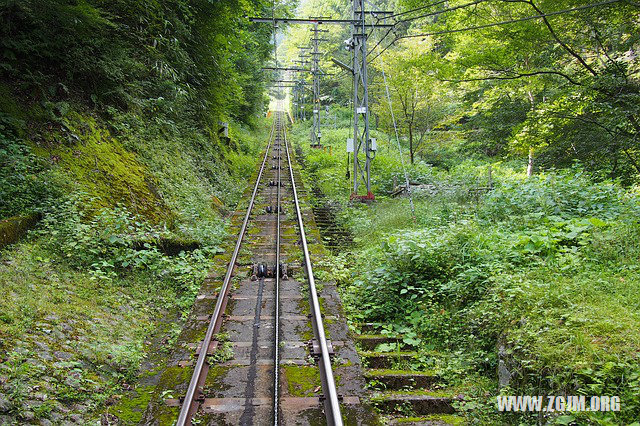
0,114,58,218
36,193,218,295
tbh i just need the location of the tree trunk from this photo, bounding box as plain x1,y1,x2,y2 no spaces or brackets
527,147,534,177
409,125,414,164
526,87,536,177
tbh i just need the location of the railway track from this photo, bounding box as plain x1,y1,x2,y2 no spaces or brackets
140,108,377,425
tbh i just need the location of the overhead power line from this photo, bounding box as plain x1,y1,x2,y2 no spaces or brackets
367,26,393,57
383,0,448,20
249,16,394,27
403,0,622,38
395,0,488,24
368,0,489,58
367,0,622,64
367,0,490,59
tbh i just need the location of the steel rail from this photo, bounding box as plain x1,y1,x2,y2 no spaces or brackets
282,123,343,426
176,119,276,426
273,111,282,425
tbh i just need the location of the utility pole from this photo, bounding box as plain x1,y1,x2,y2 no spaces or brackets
293,83,300,121
293,48,310,121
346,1,393,200
249,9,393,197
351,0,371,198
310,23,329,148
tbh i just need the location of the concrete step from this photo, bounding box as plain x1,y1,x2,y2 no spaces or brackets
355,334,408,351
364,369,440,390
351,322,380,334
359,351,419,369
371,391,461,416
385,413,466,425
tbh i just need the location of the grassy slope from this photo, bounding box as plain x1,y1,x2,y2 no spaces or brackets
292,113,640,425
0,243,182,422
0,86,268,424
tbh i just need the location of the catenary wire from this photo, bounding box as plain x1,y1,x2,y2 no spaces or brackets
367,0,622,64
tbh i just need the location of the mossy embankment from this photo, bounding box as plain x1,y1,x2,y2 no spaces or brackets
0,0,274,422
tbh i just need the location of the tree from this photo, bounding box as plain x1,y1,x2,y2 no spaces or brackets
395,0,640,180
372,37,454,164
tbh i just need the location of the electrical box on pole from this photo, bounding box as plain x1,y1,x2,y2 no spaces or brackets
348,0,374,200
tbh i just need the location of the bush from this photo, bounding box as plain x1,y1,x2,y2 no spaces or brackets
333,165,640,423
0,114,57,218
480,169,630,222
36,193,219,297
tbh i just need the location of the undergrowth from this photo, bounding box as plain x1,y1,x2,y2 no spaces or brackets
295,116,640,424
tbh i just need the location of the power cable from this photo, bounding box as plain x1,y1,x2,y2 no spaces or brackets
385,0,449,20
402,0,622,39
367,0,622,64
395,0,488,25
379,49,416,219
367,36,398,65
367,26,394,56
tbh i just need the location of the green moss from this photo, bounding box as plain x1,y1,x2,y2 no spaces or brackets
111,385,155,424
359,350,422,357
32,112,169,223
0,213,40,248
156,366,195,391
202,365,232,395
216,252,233,265
0,83,27,123
176,322,208,344
282,227,297,237
356,334,388,339
372,389,458,398
147,404,179,426
284,365,321,397
0,240,188,423
307,243,327,257
247,226,261,235
392,414,465,425
364,368,438,377
204,365,232,387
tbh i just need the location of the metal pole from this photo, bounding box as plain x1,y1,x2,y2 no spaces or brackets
350,0,373,199
311,24,325,147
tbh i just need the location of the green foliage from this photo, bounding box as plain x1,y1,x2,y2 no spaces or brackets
0,0,274,225
0,0,274,124
479,168,631,221
306,138,640,422
0,113,57,218
206,333,234,364
0,239,188,422
0,0,276,422
370,37,458,165
288,0,640,181
35,193,219,299
435,0,640,181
